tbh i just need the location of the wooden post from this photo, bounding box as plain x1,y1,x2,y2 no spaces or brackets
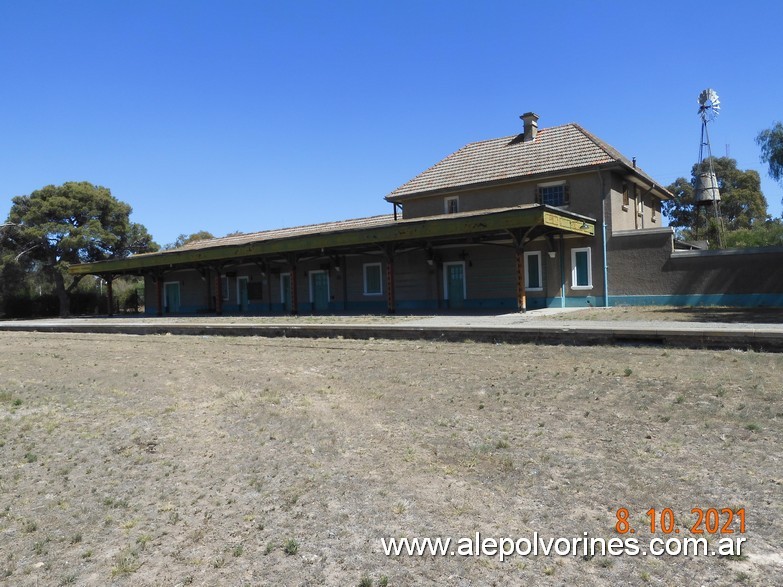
342,256,348,312
156,277,163,317
516,248,526,313
386,255,396,314
266,269,272,314
290,264,298,315
215,272,223,316
508,227,532,314
203,268,212,311
106,275,114,317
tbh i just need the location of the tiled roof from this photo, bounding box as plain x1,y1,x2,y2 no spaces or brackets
146,204,578,257
386,123,661,200
172,214,397,252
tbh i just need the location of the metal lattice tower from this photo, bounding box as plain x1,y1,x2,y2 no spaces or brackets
695,88,723,247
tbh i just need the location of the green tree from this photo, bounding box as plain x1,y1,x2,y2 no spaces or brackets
661,176,696,231
2,182,158,317
163,230,215,250
664,157,768,244
757,122,783,191
723,218,783,248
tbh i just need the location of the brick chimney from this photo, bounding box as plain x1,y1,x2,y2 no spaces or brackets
520,112,539,142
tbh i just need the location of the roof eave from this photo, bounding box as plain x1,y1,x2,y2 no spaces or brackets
69,205,596,276
385,162,623,203
618,163,674,200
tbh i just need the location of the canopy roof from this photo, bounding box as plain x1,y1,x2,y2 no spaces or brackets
70,204,595,276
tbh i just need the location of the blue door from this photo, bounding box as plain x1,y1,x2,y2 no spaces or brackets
310,271,329,312
164,282,180,314
445,263,465,309
238,277,249,312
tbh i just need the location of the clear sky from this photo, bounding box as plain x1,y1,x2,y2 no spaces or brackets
1,0,781,247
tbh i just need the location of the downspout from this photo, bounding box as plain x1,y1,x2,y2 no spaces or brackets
597,169,609,308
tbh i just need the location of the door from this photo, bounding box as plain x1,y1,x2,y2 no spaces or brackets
444,262,465,309
164,282,180,314
310,271,330,312
280,273,292,313
237,277,249,313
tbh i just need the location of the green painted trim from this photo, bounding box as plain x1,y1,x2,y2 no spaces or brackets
70,206,595,275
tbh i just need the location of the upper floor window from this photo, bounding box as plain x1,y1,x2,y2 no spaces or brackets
444,196,459,214
622,183,630,208
537,182,569,207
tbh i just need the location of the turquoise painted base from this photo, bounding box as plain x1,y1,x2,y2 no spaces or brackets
144,292,783,316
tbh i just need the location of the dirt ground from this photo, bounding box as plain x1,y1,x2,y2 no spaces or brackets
543,306,783,324
0,332,781,586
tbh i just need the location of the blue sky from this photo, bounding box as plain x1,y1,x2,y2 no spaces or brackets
1,1,781,246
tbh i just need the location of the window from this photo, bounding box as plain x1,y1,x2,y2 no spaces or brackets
537,182,569,206
444,196,459,214
363,262,383,295
651,198,658,222
635,186,643,216
571,247,592,289
622,183,629,208
221,276,229,301
524,251,543,291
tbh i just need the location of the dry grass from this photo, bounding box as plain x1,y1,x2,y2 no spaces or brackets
0,332,781,586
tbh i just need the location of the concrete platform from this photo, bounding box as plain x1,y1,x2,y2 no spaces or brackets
1,313,782,351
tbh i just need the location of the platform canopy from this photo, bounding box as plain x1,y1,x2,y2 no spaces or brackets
69,204,595,277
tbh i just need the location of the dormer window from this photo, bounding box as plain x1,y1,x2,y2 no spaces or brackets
537,181,569,207
444,196,459,214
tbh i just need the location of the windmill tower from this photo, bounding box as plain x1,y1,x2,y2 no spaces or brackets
695,88,723,247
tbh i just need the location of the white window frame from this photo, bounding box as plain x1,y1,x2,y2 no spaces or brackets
308,270,330,303
444,196,459,214
571,247,593,290
362,262,383,296
524,251,543,291
221,276,229,301
442,261,467,301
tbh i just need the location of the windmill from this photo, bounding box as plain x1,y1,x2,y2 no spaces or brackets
695,88,723,247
